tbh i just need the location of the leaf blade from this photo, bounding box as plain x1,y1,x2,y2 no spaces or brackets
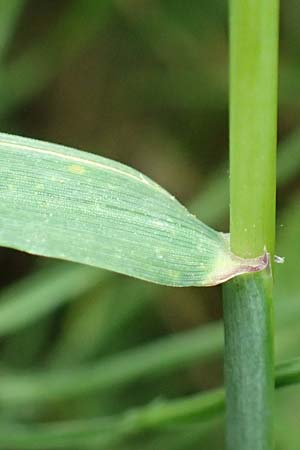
0,133,265,286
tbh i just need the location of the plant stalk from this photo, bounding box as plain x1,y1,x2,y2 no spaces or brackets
223,1,279,449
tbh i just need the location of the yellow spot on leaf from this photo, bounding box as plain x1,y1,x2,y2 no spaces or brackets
68,164,86,175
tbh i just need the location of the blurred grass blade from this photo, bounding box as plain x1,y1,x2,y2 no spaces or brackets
0,309,298,406
0,0,112,117
0,322,223,405
0,390,225,449
0,262,105,337
275,194,300,335
0,0,25,62
0,133,266,287
50,280,156,365
0,359,298,449
275,358,300,388
276,129,300,184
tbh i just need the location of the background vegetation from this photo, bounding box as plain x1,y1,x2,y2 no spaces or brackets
0,1,299,449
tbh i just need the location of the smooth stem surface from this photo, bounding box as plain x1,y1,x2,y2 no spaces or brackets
223,273,274,449
224,1,279,449
230,0,278,258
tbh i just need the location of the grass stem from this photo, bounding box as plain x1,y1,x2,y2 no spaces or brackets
223,1,279,449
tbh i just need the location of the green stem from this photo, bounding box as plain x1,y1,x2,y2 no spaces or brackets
229,0,278,258
223,1,279,449
223,273,274,449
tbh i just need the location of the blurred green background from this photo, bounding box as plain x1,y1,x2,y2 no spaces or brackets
0,1,299,449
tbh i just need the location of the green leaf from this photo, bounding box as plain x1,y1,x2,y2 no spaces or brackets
0,0,112,117
0,133,266,287
0,390,226,449
0,323,223,406
0,357,299,449
0,261,105,337
0,0,25,62
275,357,300,388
